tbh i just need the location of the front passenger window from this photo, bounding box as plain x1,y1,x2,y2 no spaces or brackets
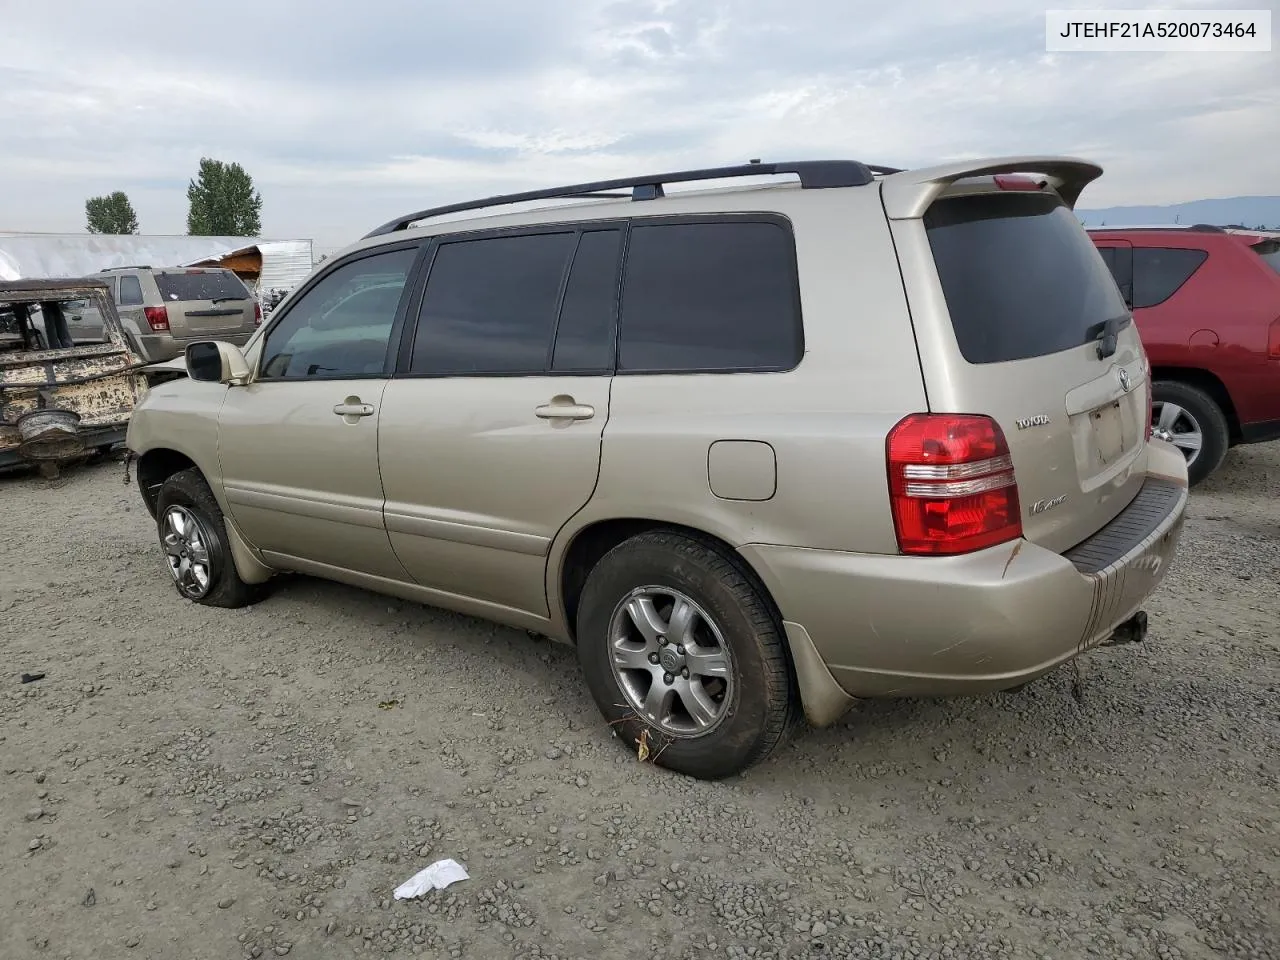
260,248,419,380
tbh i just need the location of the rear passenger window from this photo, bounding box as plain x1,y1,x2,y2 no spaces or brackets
1132,248,1208,308
411,232,576,375
617,220,802,373
118,276,144,306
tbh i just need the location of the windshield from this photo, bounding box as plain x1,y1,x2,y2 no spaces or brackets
925,192,1130,364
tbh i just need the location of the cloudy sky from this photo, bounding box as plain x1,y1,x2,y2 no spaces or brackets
1,0,1274,250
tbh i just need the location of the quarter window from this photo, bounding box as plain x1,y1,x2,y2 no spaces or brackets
617,220,802,372
552,230,622,372
1131,247,1208,309
260,247,418,379
118,275,144,306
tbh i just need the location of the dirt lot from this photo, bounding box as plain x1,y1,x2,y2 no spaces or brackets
2,445,1277,960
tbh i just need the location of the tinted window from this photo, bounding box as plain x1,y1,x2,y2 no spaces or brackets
118,275,144,306
1093,244,1133,302
411,232,576,375
552,230,621,372
617,221,801,372
1251,239,1280,276
926,193,1130,364
155,270,248,302
261,247,418,379
1131,247,1208,309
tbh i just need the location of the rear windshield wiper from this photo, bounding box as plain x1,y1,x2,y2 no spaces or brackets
211,296,245,304
1089,313,1129,359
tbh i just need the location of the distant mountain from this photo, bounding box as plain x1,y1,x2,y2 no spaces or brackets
1077,196,1280,229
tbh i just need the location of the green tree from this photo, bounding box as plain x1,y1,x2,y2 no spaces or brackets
85,191,140,234
186,158,263,236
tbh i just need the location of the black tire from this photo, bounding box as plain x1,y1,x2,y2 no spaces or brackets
154,468,266,608
576,530,798,780
1151,380,1229,487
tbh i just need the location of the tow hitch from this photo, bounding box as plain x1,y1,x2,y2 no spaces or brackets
1102,611,1148,647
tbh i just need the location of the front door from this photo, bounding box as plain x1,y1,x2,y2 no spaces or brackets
378,226,622,618
218,244,424,580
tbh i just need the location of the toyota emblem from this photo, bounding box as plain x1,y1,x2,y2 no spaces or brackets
1119,367,1131,392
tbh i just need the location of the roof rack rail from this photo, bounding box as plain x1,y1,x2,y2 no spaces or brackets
1084,224,1227,233
100,264,151,271
363,160,877,239
866,165,905,175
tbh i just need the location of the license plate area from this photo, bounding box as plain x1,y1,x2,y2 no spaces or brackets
1090,401,1124,466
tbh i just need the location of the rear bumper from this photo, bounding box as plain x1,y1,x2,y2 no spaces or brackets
740,447,1188,699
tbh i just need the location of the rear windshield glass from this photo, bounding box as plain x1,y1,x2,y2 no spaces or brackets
154,271,248,302
925,192,1130,364
1252,239,1280,275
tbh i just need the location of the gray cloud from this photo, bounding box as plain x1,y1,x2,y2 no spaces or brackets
1,0,1274,248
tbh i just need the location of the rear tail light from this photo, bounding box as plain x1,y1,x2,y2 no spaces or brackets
254,302,263,326
1268,317,1280,360
886,414,1023,556
143,305,170,332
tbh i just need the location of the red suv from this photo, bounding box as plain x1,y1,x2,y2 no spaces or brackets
1089,225,1280,485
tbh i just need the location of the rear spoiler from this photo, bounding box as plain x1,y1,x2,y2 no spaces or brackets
880,155,1103,220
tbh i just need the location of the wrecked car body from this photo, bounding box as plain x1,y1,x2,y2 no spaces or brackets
1,278,149,476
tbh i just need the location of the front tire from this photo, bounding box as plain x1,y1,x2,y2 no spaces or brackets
1151,381,1229,486
576,531,798,779
154,468,265,608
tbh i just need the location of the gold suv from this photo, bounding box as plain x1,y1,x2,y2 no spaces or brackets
127,158,1188,779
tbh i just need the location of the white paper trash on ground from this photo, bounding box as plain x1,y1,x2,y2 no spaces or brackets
393,859,470,900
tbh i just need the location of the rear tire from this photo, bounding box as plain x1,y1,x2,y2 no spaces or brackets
155,468,266,608
576,531,798,780
1151,381,1228,487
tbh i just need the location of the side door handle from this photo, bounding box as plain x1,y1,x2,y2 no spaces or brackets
333,397,375,422
534,396,595,421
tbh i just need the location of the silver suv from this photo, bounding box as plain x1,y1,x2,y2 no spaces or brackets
126,157,1188,780
98,265,260,362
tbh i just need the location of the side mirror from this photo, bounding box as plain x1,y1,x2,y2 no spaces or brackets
186,340,251,385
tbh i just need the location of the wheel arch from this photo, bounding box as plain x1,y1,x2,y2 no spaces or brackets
135,447,200,517
1150,366,1241,442
553,518,770,642
552,515,855,729
136,447,274,586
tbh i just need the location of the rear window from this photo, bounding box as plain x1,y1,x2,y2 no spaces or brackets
1253,239,1280,275
925,193,1129,364
154,270,249,302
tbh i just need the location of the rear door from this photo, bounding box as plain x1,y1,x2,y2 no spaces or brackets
116,273,148,338
153,269,256,339
377,225,618,619
892,183,1150,553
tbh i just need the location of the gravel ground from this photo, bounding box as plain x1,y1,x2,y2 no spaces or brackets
2,444,1277,960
